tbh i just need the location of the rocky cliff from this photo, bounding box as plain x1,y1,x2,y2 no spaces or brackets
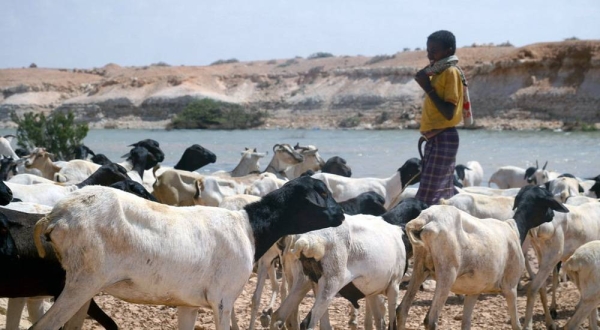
1,40,599,130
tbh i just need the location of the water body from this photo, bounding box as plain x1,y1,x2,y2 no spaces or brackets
3,128,599,186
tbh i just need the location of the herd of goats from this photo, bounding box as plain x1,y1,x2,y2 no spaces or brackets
1,133,600,330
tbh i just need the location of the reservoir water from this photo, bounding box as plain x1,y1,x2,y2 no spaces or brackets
3,128,599,186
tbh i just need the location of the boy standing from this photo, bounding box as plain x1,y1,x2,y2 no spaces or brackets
414,30,471,205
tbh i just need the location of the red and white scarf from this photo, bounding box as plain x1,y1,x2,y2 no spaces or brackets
423,55,473,126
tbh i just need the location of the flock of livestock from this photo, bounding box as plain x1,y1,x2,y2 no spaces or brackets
0,133,600,330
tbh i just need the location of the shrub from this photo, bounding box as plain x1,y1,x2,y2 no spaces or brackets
308,52,334,60
564,36,580,41
338,114,362,128
168,99,268,130
29,63,37,68
10,111,89,161
365,54,395,65
497,41,514,47
277,59,298,68
266,59,277,65
151,61,171,67
210,58,239,66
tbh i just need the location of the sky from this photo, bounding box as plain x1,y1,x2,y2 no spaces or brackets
1,0,599,69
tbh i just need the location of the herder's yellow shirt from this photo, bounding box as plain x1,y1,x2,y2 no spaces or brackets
419,66,464,133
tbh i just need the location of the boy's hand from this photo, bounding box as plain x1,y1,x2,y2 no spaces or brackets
415,70,432,92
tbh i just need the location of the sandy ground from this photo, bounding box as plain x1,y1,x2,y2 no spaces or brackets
0,249,588,330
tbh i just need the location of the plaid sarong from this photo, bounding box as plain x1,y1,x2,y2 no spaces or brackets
415,127,459,205
423,55,473,126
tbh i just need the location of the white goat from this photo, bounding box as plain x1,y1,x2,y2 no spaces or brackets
0,135,19,160
545,176,582,203
311,170,396,207
31,177,344,330
455,160,483,187
461,186,522,197
397,186,568,330
271,215,406,330
562,240,600,330
245,173,288,197
212,148,267,178
284,144,325,180
488,165,531,189
54,159,101,183
193,176,247,207
439,193,515,220
8,174,55,185
523,200,600,329
263,144,305,179
152,169,204,206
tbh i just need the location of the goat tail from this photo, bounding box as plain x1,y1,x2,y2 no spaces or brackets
33,216,51,258
290,236,326,261
405,218,427,248
438,198,449,205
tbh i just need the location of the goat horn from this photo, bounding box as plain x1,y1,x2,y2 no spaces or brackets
543,161,548,170
273,144,281,152
536,160,539,168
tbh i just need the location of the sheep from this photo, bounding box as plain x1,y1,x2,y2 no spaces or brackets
461,186,522,197
0,207,118,330
284,144,325,180
8,174,55,185
30,176,344,330
0,179,13,206
173,144,217,172
544,176,583,203
23,148,62,180
193,176,246,207
321,156,352,177
526,160,560,185
5,163,130,207
212,148,266,178
397,185,569,330
245,172,288,197
439,193,515,220
218,194,261,211
271,214,406,330
54,159,101,183
264,144,305,179
454,160,483,187
311,157,421,209
152,168,204,206
71,144,95,160
110,179,158,202
250,191,387,330
562,240,600,330
91,153,113,166
523,198,600,329
0,135,20,160
338,191,387,216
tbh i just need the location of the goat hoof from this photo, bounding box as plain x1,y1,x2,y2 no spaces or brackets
550,308,557,319
270,320,284,330
260,312,272,328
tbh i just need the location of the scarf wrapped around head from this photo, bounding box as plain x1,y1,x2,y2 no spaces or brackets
423,55,473,126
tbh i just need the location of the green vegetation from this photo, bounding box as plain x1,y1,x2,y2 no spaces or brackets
210,58,240,66
365,54,395,65
307,52,334,60
11,111,89,161
338,113,362,128
168,99,268,130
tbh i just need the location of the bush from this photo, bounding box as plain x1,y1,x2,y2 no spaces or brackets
308,52,334,60
365,54,395,65
338,114,362,128
10,111,89,161
168,99,268,130
210,58,239,66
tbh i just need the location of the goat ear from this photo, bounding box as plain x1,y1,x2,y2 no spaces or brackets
305,190,327,208
253,148,257,152
579,184,585,193
245,147,249,151
121,152,130,158
84,146,95,156
547,197,569,213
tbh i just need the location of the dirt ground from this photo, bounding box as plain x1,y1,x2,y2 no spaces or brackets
1,249,587,330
